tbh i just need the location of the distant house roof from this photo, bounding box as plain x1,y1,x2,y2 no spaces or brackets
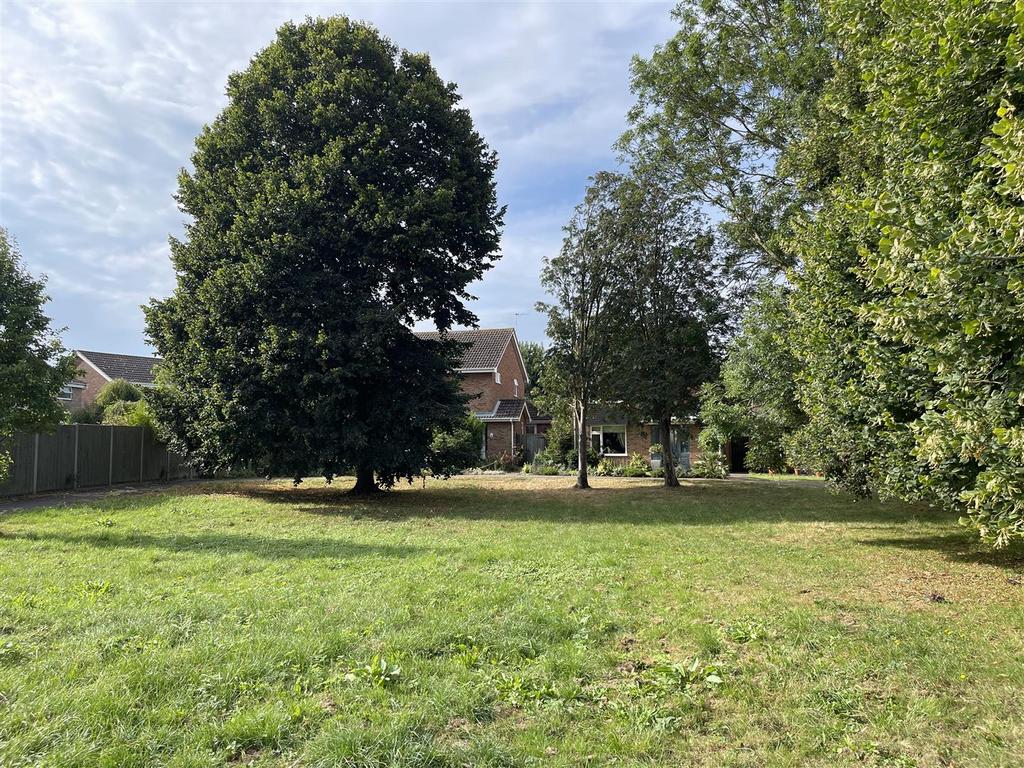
414,327,527,380
75,350,161,385
475,398,526,421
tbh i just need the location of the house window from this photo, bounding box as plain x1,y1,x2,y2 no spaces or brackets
494,371,502,384
513,378,519,397
58,385,74,401
590,425,627,456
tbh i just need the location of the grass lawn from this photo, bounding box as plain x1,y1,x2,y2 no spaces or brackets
1,475,1022,767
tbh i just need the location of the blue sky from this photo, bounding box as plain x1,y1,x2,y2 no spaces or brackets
1,1,676,354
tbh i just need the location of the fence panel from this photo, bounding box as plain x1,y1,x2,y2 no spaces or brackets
77,425,112,488
34,428,76,493
142,430,169,482
0,433,37,496
110,427,143,484
0,424,191,497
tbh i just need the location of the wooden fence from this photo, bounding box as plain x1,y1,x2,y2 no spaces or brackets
0,424,191,497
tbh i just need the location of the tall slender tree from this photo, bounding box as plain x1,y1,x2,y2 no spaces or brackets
0,229,76,480
606,172,724,486
537,173,621,489
145,17,504,492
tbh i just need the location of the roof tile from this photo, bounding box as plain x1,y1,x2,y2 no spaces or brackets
77,350,161,385
414,328,515,371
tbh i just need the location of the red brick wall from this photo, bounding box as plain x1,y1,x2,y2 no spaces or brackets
457,338,528,415
73,357,110,409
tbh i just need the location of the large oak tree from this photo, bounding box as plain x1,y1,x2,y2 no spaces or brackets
145,17,504,492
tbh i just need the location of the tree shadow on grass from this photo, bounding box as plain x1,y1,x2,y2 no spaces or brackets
3,529,428,561
861,531,1024,569
216,476,947,528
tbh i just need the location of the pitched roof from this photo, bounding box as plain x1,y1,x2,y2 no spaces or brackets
414,327,517,372
491,398,526,419
76,350,161,385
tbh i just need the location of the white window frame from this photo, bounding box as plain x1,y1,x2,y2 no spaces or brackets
513,378,519,397
57,385,74,401
590,425,627,456
494,371,502,384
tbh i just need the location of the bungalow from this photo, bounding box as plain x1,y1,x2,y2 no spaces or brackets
64,350,161,410
586,407,702,470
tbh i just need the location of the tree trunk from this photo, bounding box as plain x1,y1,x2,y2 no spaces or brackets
576,402,590,489
351,465,379,495
661,416,680,488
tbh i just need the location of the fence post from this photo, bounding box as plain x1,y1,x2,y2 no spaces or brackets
108,426,114,486
32,433,39,494
139,427,144,483
73,424,80,489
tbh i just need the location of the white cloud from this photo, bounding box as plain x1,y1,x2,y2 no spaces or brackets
0,0,675,352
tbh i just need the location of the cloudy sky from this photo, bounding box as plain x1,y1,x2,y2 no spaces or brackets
1,1,676,354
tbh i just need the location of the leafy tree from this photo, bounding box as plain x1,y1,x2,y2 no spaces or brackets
537,173,621,488
145,17,503,493
518,341,546,398
698,282,805,472
788,0,1024,544
427,415,484,477
621,0,831,276
0,229,76,479
606,171,724,487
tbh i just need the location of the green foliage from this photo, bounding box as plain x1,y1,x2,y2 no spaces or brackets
101,399,157,430
601,170,726,487
787,0,1024,544
691,451,729,480
143,17,502,490
343,655,402,688
622,0,831,275
518,341,546,398
496,450,524,473
698,283,806,473
0,228,77,480
537,173,622,487
623,453,652,478
428,416,483,477
67,406,102,425
94,379,143,409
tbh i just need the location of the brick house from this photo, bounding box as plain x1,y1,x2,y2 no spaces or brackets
415,327,546,460
63,350,161,410
586,407,702,470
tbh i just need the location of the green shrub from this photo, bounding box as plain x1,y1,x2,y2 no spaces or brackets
497,450,524,472
94,379,143,409
428,416,483,477
692,453,729,479
623,453,651,477
68,405,102,424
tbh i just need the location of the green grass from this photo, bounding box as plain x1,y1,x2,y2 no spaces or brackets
1,475,1022,767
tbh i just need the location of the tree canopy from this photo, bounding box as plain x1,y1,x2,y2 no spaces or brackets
537,173,622,488
604,171,725,486
0,229,76,479
145,17,504,491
